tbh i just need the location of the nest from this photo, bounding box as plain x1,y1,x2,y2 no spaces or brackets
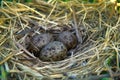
0,0,120,80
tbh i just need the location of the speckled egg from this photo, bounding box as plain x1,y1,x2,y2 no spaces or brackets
57,31,77,50
39,41,67,61
30,33,53,52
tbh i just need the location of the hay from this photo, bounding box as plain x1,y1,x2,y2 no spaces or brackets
0,0,120,80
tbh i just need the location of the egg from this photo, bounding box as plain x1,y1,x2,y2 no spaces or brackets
40,41,67,61
29,33,53,52
57,31,77,50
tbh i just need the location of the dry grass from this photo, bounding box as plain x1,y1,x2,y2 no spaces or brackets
0,0,120,80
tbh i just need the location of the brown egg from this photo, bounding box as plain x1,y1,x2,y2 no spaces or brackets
57,31,77,50
29,33,53,52
40,41,67,61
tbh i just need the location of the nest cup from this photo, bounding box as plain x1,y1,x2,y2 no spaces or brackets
0,1,120,80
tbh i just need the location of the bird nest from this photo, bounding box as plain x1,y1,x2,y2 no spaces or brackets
0,0,120,80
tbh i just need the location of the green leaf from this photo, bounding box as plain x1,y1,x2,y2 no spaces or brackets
89,0,94,3
117,0,120,3
62,0,70,2
104,53,116,67
25,0,32,2
101,78,112,80
0,65,7,80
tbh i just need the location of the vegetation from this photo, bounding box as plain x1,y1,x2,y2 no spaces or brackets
0,0,120,80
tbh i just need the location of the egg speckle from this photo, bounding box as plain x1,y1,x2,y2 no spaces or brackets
57,31,77,50
40,41,67,61
30,33,53,52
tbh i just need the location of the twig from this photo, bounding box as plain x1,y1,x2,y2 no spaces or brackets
0,52,15,65
82,73,120,80
72,8,83,43
13,39,36,59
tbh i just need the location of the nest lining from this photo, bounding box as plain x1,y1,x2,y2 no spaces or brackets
0,0,120,80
